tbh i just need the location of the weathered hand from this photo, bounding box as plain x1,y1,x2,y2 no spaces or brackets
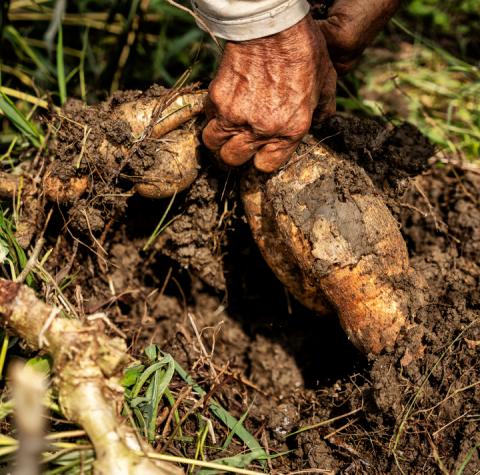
318,0,400,74
202,15,336,173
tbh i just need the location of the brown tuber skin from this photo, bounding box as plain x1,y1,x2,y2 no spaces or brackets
242,138,422,354
3,87,420,354
43,171,89,203
115,91,206,139
133,128,200,199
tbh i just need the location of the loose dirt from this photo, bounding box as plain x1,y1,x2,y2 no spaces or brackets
32,110,480,473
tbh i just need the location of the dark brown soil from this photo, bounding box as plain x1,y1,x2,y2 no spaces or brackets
28,109,480,473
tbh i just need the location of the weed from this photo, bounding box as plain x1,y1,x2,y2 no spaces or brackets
122,344,269,472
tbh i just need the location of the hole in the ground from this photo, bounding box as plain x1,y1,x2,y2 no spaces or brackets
223,218,366,389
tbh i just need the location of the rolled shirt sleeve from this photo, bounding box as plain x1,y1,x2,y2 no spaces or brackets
191,0,311,41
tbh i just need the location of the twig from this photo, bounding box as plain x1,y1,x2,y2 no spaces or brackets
288,407,363,437
324,417,359,440
188,312,217,379
432,409,471,437
15,237,45,283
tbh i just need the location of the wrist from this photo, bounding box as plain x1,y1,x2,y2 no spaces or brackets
229,15,321,64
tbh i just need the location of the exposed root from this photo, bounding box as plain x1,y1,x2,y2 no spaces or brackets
0,172,21,200
42,89,207,203
0,279,183,475
242,138,426,354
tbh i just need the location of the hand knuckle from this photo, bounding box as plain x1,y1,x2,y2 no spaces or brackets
285,111,311,138
333,20,359,54
208,82,223,107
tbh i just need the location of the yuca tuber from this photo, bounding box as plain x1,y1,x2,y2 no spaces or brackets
242,137,422,354
43,89,207,203
114,91,206,139
43,171,89,203
132,128,200,199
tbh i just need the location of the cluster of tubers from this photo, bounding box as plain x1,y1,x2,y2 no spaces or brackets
0,87,426,473
43,90,207,203
0,89,422,355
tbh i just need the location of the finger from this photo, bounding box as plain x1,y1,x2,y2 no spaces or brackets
219,132,261,167
202,118,236,151
254,139,299,173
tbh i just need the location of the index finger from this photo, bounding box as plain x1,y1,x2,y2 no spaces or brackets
202,118,237,152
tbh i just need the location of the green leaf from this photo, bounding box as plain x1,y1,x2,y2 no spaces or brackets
130,357,172,398
146,357,175,441
197,449,267,475
144,344,157,361
174,360,267,468
25,355,52,376
222,401,254,450
56,25,67,105
0,93,43,147
121,364,145,388
124,351,176,442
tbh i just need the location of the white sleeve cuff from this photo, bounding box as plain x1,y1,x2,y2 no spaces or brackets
191,0,311,41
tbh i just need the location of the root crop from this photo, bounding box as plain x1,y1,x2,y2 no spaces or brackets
242,138,425,354
0,86,427,356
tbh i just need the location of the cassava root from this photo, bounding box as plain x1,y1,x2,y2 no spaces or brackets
242,138,424,354
0,279,183,475
43,89,207,203
0,85,424,354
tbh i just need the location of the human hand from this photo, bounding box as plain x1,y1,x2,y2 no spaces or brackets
318,0,400,74
202,15,336,173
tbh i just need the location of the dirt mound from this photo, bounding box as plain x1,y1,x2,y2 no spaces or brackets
42,115,479,473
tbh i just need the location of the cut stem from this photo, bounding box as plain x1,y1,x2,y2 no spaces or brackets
0,279,183,475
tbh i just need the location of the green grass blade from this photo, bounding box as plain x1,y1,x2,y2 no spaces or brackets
56,24,66,105
0,334,9,380
173,360,267,467
222,401,253,450
3,25,54,78
456,443,480,475
130,356,172,398
143,192,177,251
0,208,34,286
0,92,43,147
79,27,89,102
124,353,176,442
197,449,266,475
146,356,175,442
